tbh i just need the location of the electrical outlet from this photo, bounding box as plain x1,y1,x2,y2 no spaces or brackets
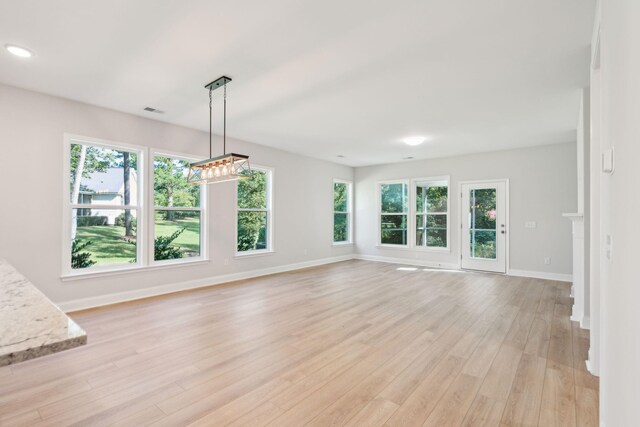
303,249,308,255
544,257,551,265
224,258,229,266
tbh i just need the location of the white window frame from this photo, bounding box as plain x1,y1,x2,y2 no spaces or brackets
235,165,274,257
377,179,410,248
62,134,146,277
410,176,450,252
150,149,208,266
333,179,353,245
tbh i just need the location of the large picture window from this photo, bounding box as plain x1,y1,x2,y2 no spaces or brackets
153,153,204,262
237,167,272,254
66,139,143,271
333,180,352,244
414,178,449,249
379,181,408,245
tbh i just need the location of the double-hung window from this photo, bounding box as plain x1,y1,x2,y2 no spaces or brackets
379,181,409,246
333,180,352,244
63,135,208,277
237,167,273,254
152,153,205,262
65,138,144,272
414,178,449,249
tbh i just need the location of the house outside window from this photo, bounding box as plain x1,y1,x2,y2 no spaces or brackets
65,139,143,272
77,193,93,217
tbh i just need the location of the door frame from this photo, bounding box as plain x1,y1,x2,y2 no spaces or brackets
458,179,510,273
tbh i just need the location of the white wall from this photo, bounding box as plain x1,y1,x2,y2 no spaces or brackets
599,1,640,425
0,83,353,308
354,143,577,277
588,0,602,378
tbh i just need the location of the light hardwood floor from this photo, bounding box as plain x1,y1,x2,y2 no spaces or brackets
0,260,598,426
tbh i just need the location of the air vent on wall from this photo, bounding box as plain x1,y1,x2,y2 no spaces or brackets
143,107,164,113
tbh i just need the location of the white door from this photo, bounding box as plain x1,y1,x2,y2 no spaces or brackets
460,181,507,273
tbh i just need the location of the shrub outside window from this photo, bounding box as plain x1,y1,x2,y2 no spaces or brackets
66,139,143,272
153,154,205,262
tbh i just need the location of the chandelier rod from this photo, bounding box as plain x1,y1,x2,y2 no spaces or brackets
223,83,227,155
209,87,213,159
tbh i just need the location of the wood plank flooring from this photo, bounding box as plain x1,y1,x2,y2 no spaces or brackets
0,260,599,426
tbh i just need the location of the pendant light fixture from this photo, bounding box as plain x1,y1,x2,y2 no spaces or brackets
187,76,251,184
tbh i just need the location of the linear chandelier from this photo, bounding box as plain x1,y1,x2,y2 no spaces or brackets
187,76,251,184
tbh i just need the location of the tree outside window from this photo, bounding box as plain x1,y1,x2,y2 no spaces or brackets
380,182,408,245
333,181,351,243
153,155,203,261
415,181,448,249
237,169,271,252
68,142,140,269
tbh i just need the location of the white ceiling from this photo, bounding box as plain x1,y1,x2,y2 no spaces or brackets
0,0,595,166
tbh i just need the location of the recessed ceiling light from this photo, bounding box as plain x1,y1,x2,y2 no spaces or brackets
5,44,33,58
402,136,427,146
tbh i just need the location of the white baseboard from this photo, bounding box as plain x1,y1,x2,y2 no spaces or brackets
356,254,573,282
353,254,460,270
507,269,573,282
586,348,599,376
571,312,581,322
58,255,354,312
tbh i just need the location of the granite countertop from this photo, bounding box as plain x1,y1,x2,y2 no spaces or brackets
0,259,87,366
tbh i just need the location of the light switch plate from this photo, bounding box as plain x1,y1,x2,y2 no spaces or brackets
525,221,537,229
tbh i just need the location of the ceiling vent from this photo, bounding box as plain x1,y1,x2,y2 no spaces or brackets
143,107,163,113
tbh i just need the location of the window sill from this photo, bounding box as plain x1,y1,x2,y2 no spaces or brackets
376,244,410,250
413,246,451,253
332,241,353,247
61,258,210,282
234,250,275,258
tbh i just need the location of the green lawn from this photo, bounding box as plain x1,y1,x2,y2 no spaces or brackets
154,217,200,255
75,217,200,268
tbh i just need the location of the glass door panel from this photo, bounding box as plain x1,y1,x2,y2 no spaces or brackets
469,188,497,259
